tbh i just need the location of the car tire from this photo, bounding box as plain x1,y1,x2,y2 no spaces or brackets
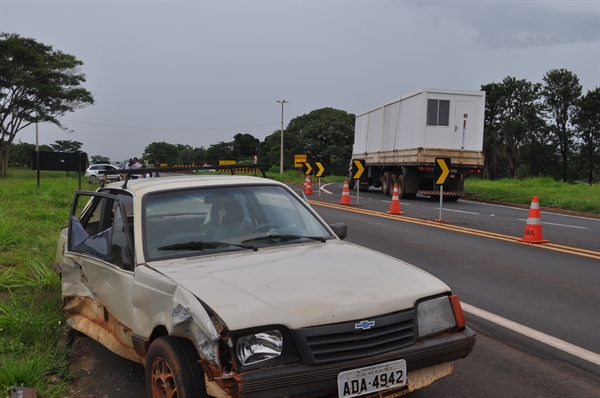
145,336,207,398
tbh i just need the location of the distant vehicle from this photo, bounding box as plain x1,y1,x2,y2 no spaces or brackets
55,175,476,398
85,164,122,183
351,88,485,201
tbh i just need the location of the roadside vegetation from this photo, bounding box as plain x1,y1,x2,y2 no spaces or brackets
0,169,597,396
0,170,94,397
465,176,600,215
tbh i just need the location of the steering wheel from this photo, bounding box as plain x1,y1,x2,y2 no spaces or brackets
248,223,278,234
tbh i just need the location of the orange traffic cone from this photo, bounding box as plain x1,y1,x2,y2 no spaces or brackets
304,175,313,195
517,196,549,244
339,180,352,205
302,175,308,190
387,183,404,214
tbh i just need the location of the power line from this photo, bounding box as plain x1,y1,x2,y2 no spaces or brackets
59,119,280,131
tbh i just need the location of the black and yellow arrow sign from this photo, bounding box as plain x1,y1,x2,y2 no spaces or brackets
435,158,450,185
353,159,365,179
303,162,313,175
314,161,325,178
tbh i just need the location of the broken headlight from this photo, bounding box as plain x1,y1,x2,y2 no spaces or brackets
417,296,457,338
236,330,283,365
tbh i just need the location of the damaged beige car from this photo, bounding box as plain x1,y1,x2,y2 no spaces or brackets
55,174,475,398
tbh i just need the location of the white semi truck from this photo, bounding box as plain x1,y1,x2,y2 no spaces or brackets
350,88,485,201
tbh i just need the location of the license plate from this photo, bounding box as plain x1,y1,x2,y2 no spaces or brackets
337,359,407,398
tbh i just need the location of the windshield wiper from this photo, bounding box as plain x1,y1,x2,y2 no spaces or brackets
241,234,326,244
158,240,256,251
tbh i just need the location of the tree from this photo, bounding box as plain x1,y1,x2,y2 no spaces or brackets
481,77,544,179
232,133,259,162
481,82,506,180
205,141,234,165
258,130,287,172
573,88,600,184
90,155,110,164
143,141,180,166
0,33,94,176
50,139,83,152
542,69,582,182
9,141,51,167
286,108,355,175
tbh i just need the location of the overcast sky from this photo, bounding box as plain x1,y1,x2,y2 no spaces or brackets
2,0,599,163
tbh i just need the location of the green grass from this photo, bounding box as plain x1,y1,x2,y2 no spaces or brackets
0,169,96,397
465,176,600,214
0,169,596,396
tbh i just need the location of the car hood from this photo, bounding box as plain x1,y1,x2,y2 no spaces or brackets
151,240,450,330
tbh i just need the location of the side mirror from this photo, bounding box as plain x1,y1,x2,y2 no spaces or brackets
329,223,347,240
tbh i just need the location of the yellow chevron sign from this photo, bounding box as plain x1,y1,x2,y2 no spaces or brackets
352,159,365,179
303,162,313,175
435,158,450,185
315,161,325,178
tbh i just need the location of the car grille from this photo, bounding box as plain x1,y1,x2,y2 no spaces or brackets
292,309,415,364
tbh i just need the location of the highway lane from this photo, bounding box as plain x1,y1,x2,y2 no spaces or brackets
311,182,599,252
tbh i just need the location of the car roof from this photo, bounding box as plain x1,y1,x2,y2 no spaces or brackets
100,175,284,197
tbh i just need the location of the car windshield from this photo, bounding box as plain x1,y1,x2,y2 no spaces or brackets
143,184,332,260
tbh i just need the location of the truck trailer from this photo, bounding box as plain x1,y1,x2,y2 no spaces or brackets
350,88,485,201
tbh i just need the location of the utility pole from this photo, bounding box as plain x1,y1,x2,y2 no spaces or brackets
276,100,288,175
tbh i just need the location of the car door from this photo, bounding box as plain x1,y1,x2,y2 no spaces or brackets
62,191,137,359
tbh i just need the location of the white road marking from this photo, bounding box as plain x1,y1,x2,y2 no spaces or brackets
517,219,588,229
435,208,479,214
320,183,334,195
462,302,600,366
468,201,600,221
382,200,411,206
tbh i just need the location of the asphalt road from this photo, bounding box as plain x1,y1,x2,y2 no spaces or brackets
310,182,599,251
67,184,600,397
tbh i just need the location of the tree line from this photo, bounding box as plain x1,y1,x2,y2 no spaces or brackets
139,107,355,177
482,69,599,184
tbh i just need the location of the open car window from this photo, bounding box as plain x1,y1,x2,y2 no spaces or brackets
68,191,135,271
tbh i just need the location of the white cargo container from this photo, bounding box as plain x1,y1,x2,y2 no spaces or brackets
351,88,485,200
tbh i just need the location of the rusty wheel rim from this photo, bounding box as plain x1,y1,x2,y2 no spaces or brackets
151,357,178,398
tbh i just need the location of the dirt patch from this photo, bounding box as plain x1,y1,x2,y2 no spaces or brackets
65,333,145,398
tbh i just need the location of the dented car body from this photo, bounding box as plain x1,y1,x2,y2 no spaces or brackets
55,175,475,398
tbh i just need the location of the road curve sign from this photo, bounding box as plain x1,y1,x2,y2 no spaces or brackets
353,159,365,179
303,162,313,175
315,161,325,178
435,158,450,185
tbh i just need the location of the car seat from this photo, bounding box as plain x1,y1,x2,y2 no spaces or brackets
207,196,245,241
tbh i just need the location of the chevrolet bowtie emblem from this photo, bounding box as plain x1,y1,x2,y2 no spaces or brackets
355,320,375,330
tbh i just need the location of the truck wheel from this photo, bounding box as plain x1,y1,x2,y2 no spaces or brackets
446,196,459,202
397,175,405,198
145,336,207,398
382,172,391,195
